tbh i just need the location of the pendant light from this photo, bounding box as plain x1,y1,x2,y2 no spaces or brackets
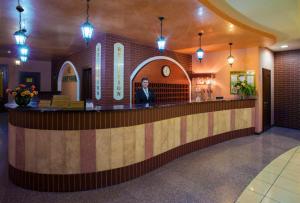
19,45,29,62
227,43,235,67
18,44,29,62
14,0,27,45
196,32,204,62
20,56,28,62
81,0,94,46
19,44,29,56
157,16,166,52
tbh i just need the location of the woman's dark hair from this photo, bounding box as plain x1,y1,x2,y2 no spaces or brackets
141,77,149,82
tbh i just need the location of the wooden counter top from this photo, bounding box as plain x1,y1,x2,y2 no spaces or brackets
6,99,255,130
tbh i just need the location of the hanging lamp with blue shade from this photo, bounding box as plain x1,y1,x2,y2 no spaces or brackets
20,55,28,62
196,32,204,62
18,44,29,62
18,44,29,56
14,30,27,45
14,2,27,45
157,16,166,52
81,0,94,46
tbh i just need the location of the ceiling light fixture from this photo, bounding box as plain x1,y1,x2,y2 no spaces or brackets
19,44,29,56
20,56,28,62
15,59,21,66
157,16,166,52
227,42,235,67
14,0,27,45
197,7,204,16
280,45,288,48
81,0,94,46
196,32,204,62
18,44,29,62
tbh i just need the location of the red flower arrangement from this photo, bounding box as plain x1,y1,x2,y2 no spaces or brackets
6,84,38,106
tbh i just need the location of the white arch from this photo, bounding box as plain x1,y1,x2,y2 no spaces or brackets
130,56,192,104
57,61,80,101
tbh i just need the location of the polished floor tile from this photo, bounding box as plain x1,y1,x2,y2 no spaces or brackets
237,190,264,203
266,185,300,203
247,179,272,196
256,171,278,184
1,113,300,203
261,197,280,203
274,176,300,195
238,145,300,203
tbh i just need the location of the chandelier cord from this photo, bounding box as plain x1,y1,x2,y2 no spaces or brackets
17,0,22,30
86,0,90,22
160,19,162,37
199,34,202,48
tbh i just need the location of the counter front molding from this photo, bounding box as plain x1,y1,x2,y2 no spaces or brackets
7,99,255,192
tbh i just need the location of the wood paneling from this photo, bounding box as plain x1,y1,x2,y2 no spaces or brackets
134,82,189,104
9,127,254,192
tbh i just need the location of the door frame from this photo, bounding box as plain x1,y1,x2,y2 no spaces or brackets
262,68,271,131
0,64,8,111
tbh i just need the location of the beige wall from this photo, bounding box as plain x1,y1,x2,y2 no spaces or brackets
0,57,52,91
61,64,78,101
192,48,260,99
192,47,264,133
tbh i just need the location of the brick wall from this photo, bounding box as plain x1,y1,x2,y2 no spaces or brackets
274,50,300,129
52,33,192,105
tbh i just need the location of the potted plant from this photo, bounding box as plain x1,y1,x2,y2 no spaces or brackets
234,80,255,99
6,84,38,106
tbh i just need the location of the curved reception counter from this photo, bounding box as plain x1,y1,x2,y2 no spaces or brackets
6,99,255,192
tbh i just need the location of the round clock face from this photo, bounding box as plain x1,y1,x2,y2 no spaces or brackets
162,65,171,77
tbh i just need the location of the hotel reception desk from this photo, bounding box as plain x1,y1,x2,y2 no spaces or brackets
6,99,255,192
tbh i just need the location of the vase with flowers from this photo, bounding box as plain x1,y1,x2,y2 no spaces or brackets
6,84,38,107
234,80,255,99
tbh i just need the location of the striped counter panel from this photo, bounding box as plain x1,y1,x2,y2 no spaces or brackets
8,104,255,191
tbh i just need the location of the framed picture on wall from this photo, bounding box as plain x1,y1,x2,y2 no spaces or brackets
230,71,255,94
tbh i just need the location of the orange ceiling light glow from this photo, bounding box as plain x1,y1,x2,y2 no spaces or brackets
1,0,278,60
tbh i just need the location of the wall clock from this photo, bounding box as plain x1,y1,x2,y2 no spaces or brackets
161,65,171,77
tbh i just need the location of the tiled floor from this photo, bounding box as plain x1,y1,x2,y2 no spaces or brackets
237,146,300,203
1,112,300,203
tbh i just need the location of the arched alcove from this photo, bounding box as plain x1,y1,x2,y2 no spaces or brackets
57,61,80,101
130,56,191,104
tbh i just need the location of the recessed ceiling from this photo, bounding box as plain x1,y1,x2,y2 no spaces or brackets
200,0,300,52
0,0,276,60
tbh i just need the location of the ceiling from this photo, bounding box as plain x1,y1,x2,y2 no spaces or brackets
201,0,300,52
0,0,276,60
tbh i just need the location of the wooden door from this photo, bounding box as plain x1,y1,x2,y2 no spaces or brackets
82,68,92,100
263,68,271,131
0,65,8,111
